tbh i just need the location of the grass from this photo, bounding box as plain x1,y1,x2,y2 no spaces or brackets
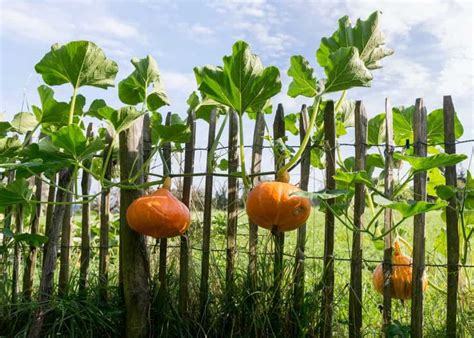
1,208,473,337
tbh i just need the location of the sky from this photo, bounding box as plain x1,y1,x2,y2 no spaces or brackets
0,0,473,187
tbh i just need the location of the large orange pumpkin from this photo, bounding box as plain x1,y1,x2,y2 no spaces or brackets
246,174,311,232
126,177,191,238
373,241,428,300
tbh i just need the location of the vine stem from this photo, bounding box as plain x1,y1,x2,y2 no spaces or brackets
238,112,251,190
207,111,228,171
277,95,321,178
68,86,78,125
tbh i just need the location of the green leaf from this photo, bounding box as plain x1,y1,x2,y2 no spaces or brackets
11,112,37,134
35,40,118,89
0,120,11,136
14,233,48,247
107,106,146,134
287,55,319,98
333,170,374,188
336,99,355,128
426,108,464,145
50,125,102,160
393,105,414,146
317,11,393,71
0,179,32,207
394,153,467,174
187,91,218,122
322,47,373,93
118,55,170,110
196,40,281,115
367,113,385,145
435,185,457,200
373,195,447,218
310,147,325,169
0,137,22,159
284,113,299,136
155,113,191,144
427,167,445,196
32,85,70,126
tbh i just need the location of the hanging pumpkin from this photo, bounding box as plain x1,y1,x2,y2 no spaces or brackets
126,177,191,238
373,241,428,300
246,171,311,232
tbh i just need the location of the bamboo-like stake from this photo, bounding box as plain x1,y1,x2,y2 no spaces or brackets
293,105,310,333
349,101,367,338
383,98,394,334
99,130,112,303
179,110,195,316
443,95,459,337
79,123,93,296
199,110,217,320
320,101,336,338
248,111,265,293
119,115,150,337
411,98,427,338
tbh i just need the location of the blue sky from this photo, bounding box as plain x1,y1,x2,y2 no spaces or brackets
1,0,473,181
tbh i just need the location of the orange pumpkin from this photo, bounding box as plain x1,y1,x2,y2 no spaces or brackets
126,177,191,238
373,241,428,300
246,173,311,232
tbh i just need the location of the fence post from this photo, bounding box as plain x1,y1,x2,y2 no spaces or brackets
443,95,459,337
12,202,23,303
272,103,286,325
179,110,196,317
383,98,394,334
293,105,310,321
411,98,427,338
293,104,310,335
199,110,217,320
29,167,73,338
79,123,93,296
249,111,265,293
58,187,73,296
23,137,43,300
226,110,239,303
349,101,367,338
119,115,150,338
159,112,172,296
320,100,335,338
99,130,112,303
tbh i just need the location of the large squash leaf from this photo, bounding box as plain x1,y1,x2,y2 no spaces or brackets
394,153,467,174
196,41,281,115
374,195,447,218
321,47,372,93
35,41,118,90
119,55,169,110
317,11,393,71
32,85,70,126
287,55,320,98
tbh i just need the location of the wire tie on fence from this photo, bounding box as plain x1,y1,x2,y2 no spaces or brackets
405,139,410,149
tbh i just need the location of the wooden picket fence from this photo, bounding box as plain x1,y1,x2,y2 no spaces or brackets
3,95,470,337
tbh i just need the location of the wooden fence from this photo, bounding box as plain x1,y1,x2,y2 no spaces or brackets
2,96,472,337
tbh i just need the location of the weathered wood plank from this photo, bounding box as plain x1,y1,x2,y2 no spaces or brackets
349,101,367,338
199,110,217,319
179,110,195,316
320,100,336,338
443,95,459,337
411,98,427,338
119,115,150,338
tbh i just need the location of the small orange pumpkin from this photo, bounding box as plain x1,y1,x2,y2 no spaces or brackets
246,173,311,232
373,241,428,300
126,177,191,238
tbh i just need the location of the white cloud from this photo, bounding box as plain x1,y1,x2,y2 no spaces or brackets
0,2,143,56
161,71,196,95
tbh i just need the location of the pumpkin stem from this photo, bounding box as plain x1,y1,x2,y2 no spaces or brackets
276,170,290,183
393,241,401,256
163,176,172,190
